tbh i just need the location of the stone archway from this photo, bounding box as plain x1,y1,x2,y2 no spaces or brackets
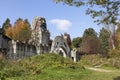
51,36,70,57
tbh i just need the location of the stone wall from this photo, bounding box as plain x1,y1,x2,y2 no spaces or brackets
71,48,80,62
7,40,36,59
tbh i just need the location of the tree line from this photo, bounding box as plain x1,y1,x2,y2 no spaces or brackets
72,26,120,57
1,18,31,42
55,0,120,57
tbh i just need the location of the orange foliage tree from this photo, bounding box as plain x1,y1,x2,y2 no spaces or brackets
5,18,31,42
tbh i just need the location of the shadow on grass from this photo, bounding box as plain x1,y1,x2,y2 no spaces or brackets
113,76,120,80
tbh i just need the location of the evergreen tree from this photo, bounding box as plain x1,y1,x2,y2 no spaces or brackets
99,28,110,56
82,28,97,38
2,18,12,35
72,37,82,48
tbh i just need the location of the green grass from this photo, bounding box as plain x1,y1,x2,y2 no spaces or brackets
78,54,120,69
0,53,120,80
7,67,120,80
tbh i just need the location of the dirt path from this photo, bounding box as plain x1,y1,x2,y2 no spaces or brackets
85,67,117,72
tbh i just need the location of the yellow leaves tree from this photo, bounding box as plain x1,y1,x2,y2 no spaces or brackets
5,18,31,42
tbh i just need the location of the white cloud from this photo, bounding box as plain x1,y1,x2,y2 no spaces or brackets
49,19,72,31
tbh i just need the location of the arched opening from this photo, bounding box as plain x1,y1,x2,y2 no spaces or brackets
58,46,67,57
51,36,70,58
59,50,63,56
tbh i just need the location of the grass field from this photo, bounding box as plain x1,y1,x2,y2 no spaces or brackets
8,68,120,80
0,53,120,80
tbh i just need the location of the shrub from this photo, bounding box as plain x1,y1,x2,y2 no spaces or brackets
108,49,120,58
0,71,7,80
78,54,105,67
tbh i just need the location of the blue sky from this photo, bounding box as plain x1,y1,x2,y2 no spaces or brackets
0,0,101,39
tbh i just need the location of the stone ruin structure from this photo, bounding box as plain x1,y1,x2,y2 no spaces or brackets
71,48,80,62
8,40,36,59
51,35,80,62
51,35,71,58
31,16,50,54
7,16,80,62
7,16,51,59
63,33,71,47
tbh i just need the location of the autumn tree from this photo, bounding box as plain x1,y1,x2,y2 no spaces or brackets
5,18,31,42
19,19,31,42
81,28,100,54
